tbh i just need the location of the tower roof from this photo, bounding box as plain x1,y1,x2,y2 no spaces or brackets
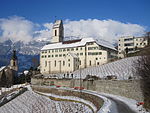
11,50,17,60
53,20,63,28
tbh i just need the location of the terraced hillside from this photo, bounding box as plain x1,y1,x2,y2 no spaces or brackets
0,90,92,113
73,57,139,80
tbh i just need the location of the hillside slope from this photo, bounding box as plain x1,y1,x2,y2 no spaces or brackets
73,57,139,80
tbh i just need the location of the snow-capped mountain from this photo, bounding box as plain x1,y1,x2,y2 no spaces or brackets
0,39,49,72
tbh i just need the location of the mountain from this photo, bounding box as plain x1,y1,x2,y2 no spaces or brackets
0,39,49,72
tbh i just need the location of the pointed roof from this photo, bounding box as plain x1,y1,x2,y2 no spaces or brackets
11,50,17,60
53,20,63,28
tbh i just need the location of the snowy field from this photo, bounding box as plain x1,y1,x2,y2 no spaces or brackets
0,90,93,113
73,56,139,80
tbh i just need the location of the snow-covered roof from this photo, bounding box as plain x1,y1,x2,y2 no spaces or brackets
0,66,6,72
41,38,116,51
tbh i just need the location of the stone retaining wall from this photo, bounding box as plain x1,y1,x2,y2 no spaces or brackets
31,78,143,101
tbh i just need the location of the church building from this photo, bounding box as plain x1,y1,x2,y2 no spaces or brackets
40,20,117,74
0,50,18,87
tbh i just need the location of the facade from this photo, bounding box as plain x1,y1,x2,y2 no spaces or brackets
118,36,148,58
40,20,117,74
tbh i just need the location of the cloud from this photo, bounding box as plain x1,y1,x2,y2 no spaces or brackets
0,16,146,44
63,19,146,43
0,16,37,43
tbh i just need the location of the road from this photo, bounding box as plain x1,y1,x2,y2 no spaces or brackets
103,95,137,113
84,90,137,113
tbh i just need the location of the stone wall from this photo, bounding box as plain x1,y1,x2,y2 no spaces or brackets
31,78,143,101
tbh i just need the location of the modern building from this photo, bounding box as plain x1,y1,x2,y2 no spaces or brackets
40,20,117,74
118,36,148,58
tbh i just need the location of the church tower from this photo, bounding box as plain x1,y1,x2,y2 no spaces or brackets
51,20,64,43
10,50,18,71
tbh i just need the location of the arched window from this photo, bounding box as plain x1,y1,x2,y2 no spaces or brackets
55,30,57,36
13,61,16,66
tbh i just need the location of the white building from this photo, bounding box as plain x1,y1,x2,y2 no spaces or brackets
118,36,148,58
40,20,117,74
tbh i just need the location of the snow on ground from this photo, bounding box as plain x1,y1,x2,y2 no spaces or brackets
73,56,139,80
0,84,26,96
35,90,97,112
0,90,93,113
100,93,149,113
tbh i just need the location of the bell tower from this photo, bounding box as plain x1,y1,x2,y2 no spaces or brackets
51,20,64,43
10,49,18,71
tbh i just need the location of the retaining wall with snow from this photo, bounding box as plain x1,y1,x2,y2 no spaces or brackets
31,78,143,101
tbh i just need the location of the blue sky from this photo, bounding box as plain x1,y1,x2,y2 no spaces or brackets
0,0,150,28
0,0,149,43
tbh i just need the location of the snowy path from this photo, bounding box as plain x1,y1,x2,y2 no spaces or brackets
44,86,147,113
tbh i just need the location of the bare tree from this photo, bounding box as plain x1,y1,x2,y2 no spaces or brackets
135,49,150,110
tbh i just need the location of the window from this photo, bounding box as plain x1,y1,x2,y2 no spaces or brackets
45,61,47,67
97,62,99,65
124,38,133,41
80,53,83,55
52,55,54,57
63,49,66,52
45,51,47,53
96,58,98,60
71,48,74,51
63,54,65,57
59,54,62,57
45,55,47,58
124,43,134,46
68,63,70,67
41,56,44,58
55,60,56,67
42,51,44,54
55,54,58,57
52,50,54,53
80,61,81,65
13,61,16,66
55,30,57,36
99,52,102,55
48,55,51,58
59,49,62,52
76,48,78,50
67,48,70,51
49,50,50,53
63,61,65,66
80,47,82,50
68,59,70,61
89,61,91,66
55,49,58,52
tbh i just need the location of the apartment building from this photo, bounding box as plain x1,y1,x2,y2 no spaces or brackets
118,36,148,58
